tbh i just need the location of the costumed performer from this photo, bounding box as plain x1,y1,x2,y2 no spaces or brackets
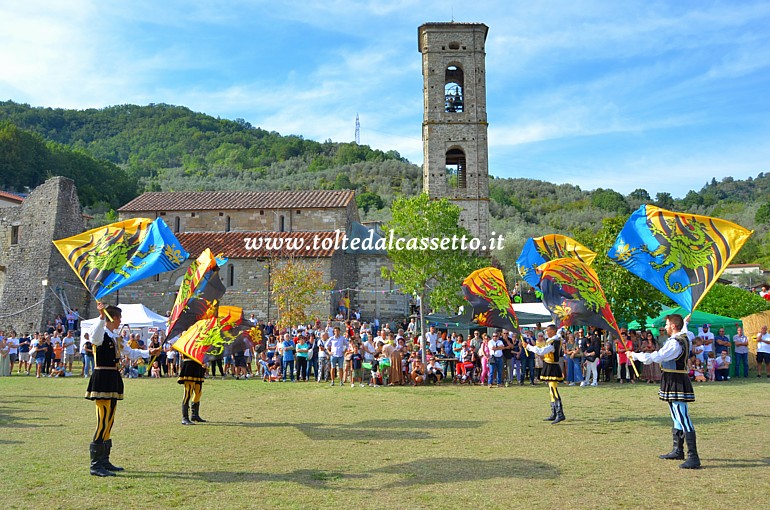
179,355,207,425
526,324,566,424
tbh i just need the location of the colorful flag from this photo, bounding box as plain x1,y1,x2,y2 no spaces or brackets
538,258,621,338
166,249,227,340
462,267,519,331
53,217,188,299
517,235,596,288
171,305,259,365
608,205,753,312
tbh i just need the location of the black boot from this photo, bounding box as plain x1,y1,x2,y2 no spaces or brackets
543,402,556,421
680,431,701,469
659,428,684,460
182,404,194,425
89,442,115,477
102,439,124,471
191,402,207,423
551,399,565,424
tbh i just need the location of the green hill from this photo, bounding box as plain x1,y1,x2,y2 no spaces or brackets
1,100,769,268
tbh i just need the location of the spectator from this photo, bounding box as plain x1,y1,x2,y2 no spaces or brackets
150,361,161,378
488,331,504,387
715,350,731,381
280,332,295,382
350,343,364,387
706,352,717,382
18,333,31,375
600,341,614,382
325,327,347,386
641,332,661,384
699,324,714,359
564,333,583,387
0,336,10,376
616,335,633,383
306,333,319,382
582,331,600,386
733,326,749,378
425,325,439,354
82,333,94,378
520,330,536,385
6,331,19,375
317,333,330,382
756,325,770,378
296,334,309,381
62,330,76,374
714,327,730,355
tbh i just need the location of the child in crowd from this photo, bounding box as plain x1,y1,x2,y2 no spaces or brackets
350,343,364,388
692,337,705,364
706,352,717,382
692,358,706,382
150,361,161,378
600,342,614,382
51,361,66,377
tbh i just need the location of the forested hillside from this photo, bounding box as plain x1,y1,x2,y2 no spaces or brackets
1,100,769,267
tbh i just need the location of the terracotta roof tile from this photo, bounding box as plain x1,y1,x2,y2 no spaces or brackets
0,190,24,203
177,231,341,258
119,190,355,212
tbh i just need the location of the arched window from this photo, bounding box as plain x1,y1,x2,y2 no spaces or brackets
444,65,464,113
227,264,235,287
445,148,466,188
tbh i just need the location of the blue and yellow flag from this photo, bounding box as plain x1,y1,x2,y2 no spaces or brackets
517,234,597,288
538,258,622,338
53,217,188,299
608,205,753,312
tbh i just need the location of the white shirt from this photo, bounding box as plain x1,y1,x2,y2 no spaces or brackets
758,333,770,354
6,337,19,355
426,331,438,352
632,336,682,365
490,338,504,358
91,318,150,361
700,329,715,353
62,336,75,355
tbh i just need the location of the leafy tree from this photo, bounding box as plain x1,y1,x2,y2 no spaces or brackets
271,256,334,329
333,173,353,190
591,188,630,214
356,191,384,214
655,192,676,210
628,188,651,201
698,284,770,318
382,194,485,362
756,201,770,224
681,190,704,208
574,215,665,327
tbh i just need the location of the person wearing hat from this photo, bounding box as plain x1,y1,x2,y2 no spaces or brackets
629,313,700,469
526,325,566,424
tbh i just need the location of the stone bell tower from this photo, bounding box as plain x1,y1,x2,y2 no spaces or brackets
419,22,490,243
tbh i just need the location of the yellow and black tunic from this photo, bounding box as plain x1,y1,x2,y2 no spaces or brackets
85,332,123,400
539,338,564,382
178,357,206,384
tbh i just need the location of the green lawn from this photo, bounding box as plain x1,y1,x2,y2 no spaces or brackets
1,373,769,510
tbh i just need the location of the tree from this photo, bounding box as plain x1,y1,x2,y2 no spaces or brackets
681,190,704,208
333,173,353,190
271,256,334,330
655,192,676,210
756,201,770,224
575,215,666,326
591,188,630,214
382,193,485,365
356,191,384,214
698,283,770,318
628,188,651,201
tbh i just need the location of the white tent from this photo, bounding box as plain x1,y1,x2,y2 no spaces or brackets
512,302,554,328
80,303,168,351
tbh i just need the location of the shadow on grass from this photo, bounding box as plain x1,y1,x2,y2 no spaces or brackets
125,468,367,488
699,457,770,469
0,439,23,444
374,457,560,487
212,419,485,441
0,405,50,429
591,416,739,426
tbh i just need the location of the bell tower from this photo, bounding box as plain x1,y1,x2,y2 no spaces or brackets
419,22,490,243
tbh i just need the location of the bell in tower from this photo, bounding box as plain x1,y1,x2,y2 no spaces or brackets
419,22,490,243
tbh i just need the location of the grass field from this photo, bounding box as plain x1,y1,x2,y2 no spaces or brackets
1,372,769,510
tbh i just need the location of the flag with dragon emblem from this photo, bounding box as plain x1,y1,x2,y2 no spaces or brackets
517,235,597,289
462,267,519,331
538,258,622,338
171,304,262,365
608,205,753,312
53,217,188,299
166,249,227,341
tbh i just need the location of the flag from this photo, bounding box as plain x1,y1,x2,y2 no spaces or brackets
462,267,519,331
53,217,188,299
171,305,259,365
166,249,227,340
538,258,621,338
608,205,753,312
517,235,596,289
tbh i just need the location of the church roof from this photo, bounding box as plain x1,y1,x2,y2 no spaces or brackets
176,231,341,258
118,189,355,212
0,190,24,204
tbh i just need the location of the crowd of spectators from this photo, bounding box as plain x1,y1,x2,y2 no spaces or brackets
1,312,767,385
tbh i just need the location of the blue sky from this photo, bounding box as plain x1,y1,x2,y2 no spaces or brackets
1,0,769,197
